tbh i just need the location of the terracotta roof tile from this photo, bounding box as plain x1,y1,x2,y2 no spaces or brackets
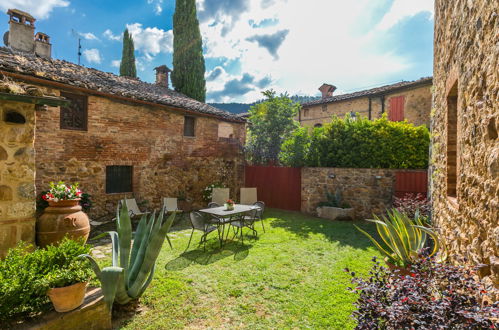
302,77,433,107
0,47,244,122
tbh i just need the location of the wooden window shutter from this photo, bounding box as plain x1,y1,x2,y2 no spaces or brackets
389,96,405,121
60,92,88,130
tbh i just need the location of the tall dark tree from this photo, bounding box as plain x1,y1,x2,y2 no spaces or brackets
172,0,206,102
119,29,137,78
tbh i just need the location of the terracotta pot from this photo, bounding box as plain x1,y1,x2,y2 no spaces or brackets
47,282,88,312
385,259,413,276
37,199,90,247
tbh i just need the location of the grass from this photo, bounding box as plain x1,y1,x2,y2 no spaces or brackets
103,209,380,329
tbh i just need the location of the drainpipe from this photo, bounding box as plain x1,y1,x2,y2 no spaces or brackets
380,95,385,114
368,97,372,120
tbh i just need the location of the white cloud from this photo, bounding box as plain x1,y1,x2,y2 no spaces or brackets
83,48,101,64
0,0,69,19
126,23,173,57
147,0,163,15
103,29,121,41
199,0,432,102
111,60,121,68
375,0,434,31
80,32,98,40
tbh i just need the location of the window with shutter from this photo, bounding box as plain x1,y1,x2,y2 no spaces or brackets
106,166,133,194
184,116,195,137
388,96,405,121
446,82,458,198
60,92,88,130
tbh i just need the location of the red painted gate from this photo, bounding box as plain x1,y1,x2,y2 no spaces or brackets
244,166,301,211
394,170,428,198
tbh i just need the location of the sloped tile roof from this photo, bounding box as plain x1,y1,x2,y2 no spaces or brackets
302,77,433,107
0,47,244,122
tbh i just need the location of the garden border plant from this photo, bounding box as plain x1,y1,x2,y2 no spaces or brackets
280,114,430,169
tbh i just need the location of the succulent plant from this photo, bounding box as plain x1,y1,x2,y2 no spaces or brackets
80,202,175,309
355,209,440,267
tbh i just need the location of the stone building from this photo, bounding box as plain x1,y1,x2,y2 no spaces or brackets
0,10,246,223
432,0,498,292
0,79,67,256
299,77,432,128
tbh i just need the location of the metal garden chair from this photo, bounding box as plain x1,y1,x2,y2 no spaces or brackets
186,211,219,251
230,208,259,244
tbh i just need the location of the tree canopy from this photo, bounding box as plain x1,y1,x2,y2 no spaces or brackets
245,90,300,165
119,28,137,78
172,0,206,102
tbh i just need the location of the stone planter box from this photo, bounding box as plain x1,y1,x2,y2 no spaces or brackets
316,206,355,221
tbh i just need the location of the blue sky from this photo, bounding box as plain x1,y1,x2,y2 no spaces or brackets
0,0,434,102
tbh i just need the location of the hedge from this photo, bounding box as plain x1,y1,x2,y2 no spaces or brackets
279,115,430,169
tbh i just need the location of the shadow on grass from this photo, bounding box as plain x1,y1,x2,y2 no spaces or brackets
165,239,253,271
267,209,379,250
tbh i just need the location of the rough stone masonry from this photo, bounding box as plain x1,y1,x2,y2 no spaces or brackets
432,0,498,294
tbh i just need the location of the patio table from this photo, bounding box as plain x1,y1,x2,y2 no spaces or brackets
199,204,260,246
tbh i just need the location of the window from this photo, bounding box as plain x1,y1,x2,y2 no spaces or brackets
388,95,405,121
303,108,309,117
322,104,327,112
183,116,195,137
106,166,133,194
446,82,458,198
60,92,88,130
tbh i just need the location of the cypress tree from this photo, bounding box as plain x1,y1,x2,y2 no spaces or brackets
172,0,206,102
119,28,137,78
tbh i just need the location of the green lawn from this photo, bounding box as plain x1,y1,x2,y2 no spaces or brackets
107,209,379,329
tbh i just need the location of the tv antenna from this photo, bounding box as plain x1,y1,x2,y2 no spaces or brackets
71,29,82,65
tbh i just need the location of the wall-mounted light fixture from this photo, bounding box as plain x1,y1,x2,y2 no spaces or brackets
375,175,382,179
328,173,336,179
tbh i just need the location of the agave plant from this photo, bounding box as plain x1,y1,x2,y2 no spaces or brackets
355,209,439,267
80,203,175,309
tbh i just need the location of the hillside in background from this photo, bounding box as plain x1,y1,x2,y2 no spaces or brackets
209,95,320,114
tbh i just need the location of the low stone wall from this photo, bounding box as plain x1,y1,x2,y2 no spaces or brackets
0,100,36,257
301,167,425,219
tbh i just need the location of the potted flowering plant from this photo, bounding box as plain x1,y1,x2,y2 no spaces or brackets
37,181,90,248
42,181,83,205
224,199,235,211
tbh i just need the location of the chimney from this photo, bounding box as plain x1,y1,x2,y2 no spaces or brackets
34,32,51,58
154,65,172,89
5,9,35,53
319,83,337,99
3,9,52,58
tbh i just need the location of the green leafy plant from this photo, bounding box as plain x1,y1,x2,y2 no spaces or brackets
279,115,430,169
80,203,176,310
354,209,439,267
317,188,350,208
0,238,92,321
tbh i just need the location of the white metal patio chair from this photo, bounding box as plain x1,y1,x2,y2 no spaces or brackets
240,187,257,205
162,197,179,213
211,188,229,205
124,198,150,218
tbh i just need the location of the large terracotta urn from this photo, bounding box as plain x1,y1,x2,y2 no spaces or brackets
37,199,90,247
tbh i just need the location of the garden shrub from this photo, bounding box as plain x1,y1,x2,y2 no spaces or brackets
0,238,92,321
280,115,430,169
393,193,431,222
346,257,498,329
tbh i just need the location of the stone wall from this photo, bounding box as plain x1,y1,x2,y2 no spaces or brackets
301,168,426,219
432,0,498,291
300,84,432,128
0,100,36,257
34,87,246,221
